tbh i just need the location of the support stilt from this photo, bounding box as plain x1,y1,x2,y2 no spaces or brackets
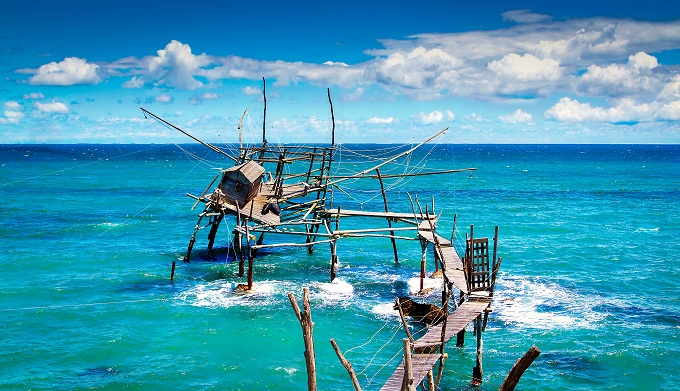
376,168,399,264
206,211,224,255
456,292,466,347
402,338,415,391
419,239,427,292
471,315,484,386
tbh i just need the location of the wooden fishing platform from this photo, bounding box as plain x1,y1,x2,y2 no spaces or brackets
141,82,516,391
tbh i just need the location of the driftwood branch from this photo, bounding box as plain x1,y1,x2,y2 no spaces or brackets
288,288,317,391
330,339,362,391
498,345,541,391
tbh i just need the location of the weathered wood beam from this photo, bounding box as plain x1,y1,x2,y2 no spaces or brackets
497,346,541,391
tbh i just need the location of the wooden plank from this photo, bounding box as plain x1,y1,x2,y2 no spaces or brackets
220,195,281,226
379,354,441,391
323,208,424,220
417,230,467,293
413,301,490,350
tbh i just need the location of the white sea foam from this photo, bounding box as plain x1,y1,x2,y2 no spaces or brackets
371,302,399,318
634,227,659,232
313,278,355,308
494,275,605,330
176,279,281,308
407,274,443,296
275,366,298,375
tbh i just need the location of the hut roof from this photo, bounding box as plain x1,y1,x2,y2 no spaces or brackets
223,160,265,184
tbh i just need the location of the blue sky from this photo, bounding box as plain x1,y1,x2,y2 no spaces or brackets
2,0,680,144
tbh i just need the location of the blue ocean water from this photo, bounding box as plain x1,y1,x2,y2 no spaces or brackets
0,143,678,390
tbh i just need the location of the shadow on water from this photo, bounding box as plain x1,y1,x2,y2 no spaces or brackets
593,302,680,328
78,366,118,377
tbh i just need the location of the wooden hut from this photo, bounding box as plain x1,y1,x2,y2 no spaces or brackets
218,160,265,207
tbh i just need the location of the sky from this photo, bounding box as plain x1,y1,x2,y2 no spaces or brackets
2,0,680,144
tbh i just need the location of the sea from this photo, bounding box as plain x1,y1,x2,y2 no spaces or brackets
0,143,678,391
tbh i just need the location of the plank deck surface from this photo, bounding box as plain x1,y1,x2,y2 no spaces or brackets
413,300,490,349
418,231,468,294
380,300,490,391
379,353,442,391
222,195,281,226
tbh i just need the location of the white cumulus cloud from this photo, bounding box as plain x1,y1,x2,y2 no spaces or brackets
22,92,45,100
1,101,25,124
122,76,145,88
577,52,662,97
499,109,533,124
545,97,656,123
155,93,173,103
414,110,445,125
367,117,395,124
29,57,101,86
34,100,69,114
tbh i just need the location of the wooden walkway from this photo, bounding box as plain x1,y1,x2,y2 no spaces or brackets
380,300,491,391
417,220,468,294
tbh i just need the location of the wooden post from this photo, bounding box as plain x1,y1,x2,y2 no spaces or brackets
288,288,317,391
262,77,267,145
467,225,475,293
497,346,541,391
420,239,427,292
247,254,254,290
435,289,449,388
236,203,244,276
426,370,435,391
376,168,399,264
395,298,415,343
456,292,466,347
170,261,176,282
206,212,224,254
471,315,483,386
328,88,336,146
330,339,362,391
402,338,415,391
492,226,499,275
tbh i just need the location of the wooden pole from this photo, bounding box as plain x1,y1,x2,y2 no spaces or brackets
238,109,247,152
492,226,499,279
288,288,317,391
328,88,335,146
262,77,267,145
330,339,362,391
327,127,447,187
471,315,483,386
376,168,399,264
467,225,475,293
395,298,415,343
456,292,466,347
435,290,449,388
247,254,254,290
402,338,415,391
206,212,224,254
170,261,176,282
426,370,435,391
420,239,427,292
497,346,541,391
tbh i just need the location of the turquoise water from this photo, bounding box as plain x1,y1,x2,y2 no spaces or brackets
1,143,678,390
